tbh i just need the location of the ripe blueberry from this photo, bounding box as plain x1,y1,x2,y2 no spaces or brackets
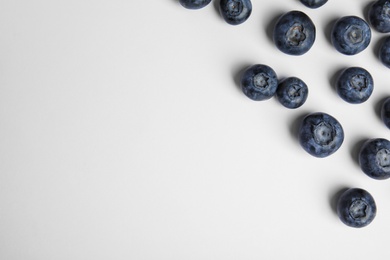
300,0,328,9
336,67,374,104
381,97,390,128
240,64,278,101
331,16,371,55
298,112,344,158
179,0,211,9
276,77,308,109
219,0,252,25
379,36,390,68
273,10,316,55
359,138,390,180
337,188,376,228
368,0,390,33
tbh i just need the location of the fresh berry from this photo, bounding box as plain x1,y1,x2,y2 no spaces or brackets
276,77,309,109
331,16,371,55
337,188,376,228
368,0,390,33
273,10,316,55
359,138,390,180
300,0,328,9
219,0,252,25
240,64,278,101
379,36,390,68
298,112,344,158
336,67,374,104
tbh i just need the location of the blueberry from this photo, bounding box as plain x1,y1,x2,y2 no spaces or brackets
368,0,390,33
273,10,316,55
300,0,328,9
337,188,376,228
336,67,374,104
240,64,278,101
219,0,252,25
276,77,308,109
331,16,371,55
179,0,212,9
298,112,344,158
359,138,390,180
379,36,390,68
381,97,390,128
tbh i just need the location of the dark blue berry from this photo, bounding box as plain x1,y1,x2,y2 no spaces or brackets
240,64,278,101
298,112,344,158
219,0,252,25
276,77,308,109
359,138,390,180
336,67,374,104
368,0,390,33
331,16,371,55
179,0,211,9
337,188,376,228
273,10,316,55
300,0,328,9
381,97,390,128
379,36,390,68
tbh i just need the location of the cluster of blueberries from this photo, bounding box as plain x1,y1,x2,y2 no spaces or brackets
179,0,390,228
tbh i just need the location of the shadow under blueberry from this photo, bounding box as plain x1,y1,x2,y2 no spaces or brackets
350,137,370,167
374,96,389,123
329,186,350,216
213,0,224,22
231,62,253,93
265,11,285,45
324,17,340,47
363,1,376,25
288,111,311,144
328,67,346,95
372,35,388,62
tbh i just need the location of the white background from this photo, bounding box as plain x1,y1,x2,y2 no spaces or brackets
1,0,390,259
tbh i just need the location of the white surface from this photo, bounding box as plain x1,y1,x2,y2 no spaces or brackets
0,0,390,259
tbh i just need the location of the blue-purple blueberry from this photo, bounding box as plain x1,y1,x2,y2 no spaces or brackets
337,188,376,228
298,112,344,158
331,16,371,55
379,36,390,68
368,0,390,33
276,77,308,109
179,0,212,9
240,64,278,101
273,10,316,55
219,0,252,25
359,138,390,180
300,0,328,9
336,67,374,104
381,97,390,128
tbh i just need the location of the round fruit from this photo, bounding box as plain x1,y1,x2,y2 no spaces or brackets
273,10,316,55
298,112,344,158
337,188,376,228
240,64,278,101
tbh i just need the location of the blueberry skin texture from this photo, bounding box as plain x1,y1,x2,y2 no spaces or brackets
359,138,390,180
179,0,211,9
219,0,252,25
298,112,344,158
240,64,278,101
300,0,328,9
381,97,390,128
336,67,374,104
337,188,376,228
331,16,371,55
379,36,390,68
368,0,390,33
273,11,316,55
276,77,308,109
